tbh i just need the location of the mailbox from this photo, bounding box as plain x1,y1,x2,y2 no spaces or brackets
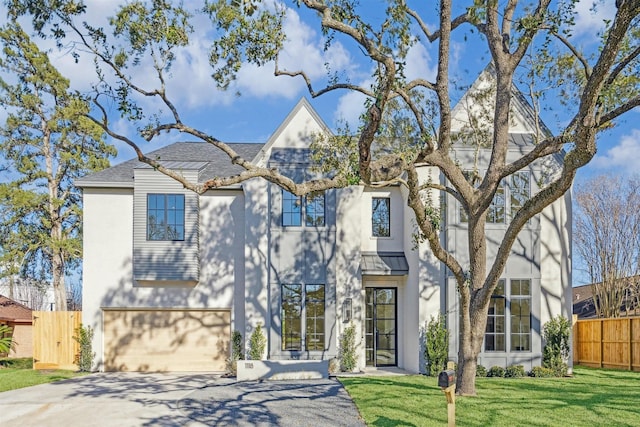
438,369,456,388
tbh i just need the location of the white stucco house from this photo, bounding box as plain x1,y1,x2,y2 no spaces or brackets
76,70,572,373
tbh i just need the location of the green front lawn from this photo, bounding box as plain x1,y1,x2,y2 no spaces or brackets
340,366,640,427
0,358,87,393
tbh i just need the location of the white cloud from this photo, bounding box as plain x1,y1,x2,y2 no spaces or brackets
404,42,437,82
334,84,370,128
572,0,616,39
592,129,640,174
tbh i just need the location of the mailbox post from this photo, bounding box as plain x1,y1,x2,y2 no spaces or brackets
438,368,456,427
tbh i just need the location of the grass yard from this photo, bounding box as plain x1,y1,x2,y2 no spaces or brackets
340,366,640,427
0,358,87,393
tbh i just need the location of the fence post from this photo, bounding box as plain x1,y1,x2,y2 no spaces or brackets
629,318,633,371
600,320,604,368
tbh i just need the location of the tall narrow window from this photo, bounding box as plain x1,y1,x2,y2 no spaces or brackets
305,192,325,226
305,284,325,351
281,284,302,350
485,279,506,351
487,180,505,223
372,197,390,237
510,279,531,351
147,194,185,241
281,284,325,351
460,170,480,223
510,171,530,220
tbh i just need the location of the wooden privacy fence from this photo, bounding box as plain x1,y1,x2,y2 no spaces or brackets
573,316,640,371
32,311,81,370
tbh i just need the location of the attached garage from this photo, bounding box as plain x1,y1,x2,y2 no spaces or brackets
103,309,230,372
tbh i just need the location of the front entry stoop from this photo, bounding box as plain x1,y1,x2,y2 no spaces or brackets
236,360,329,381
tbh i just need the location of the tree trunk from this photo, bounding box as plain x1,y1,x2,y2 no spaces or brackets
52,250,67,311
456,299,489,395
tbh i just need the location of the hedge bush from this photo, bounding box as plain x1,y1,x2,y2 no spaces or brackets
487,365,506,377
476,364,487,377
505,365,526,378
529,366,557,378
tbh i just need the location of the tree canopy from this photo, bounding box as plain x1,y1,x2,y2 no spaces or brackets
5,0,639,394
0,22,116,310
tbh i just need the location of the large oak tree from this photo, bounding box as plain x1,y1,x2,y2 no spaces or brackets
8,0,639,394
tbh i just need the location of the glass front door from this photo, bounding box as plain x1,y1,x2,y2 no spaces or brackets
365,288,397,366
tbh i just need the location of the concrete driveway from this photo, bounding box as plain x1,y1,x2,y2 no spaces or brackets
1,373,365,427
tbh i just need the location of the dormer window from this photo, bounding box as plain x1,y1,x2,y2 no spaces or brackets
147,194,185,241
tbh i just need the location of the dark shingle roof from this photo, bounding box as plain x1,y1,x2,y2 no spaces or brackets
75,142,264,188
0,295,33,323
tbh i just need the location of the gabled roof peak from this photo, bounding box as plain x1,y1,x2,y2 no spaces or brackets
451,63,554,138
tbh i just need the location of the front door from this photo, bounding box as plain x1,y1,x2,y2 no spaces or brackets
365,288,397,366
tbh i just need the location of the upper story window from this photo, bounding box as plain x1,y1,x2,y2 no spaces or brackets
459,170,527,224
305,192,326,226
372,197,391,237
147,194,185,241
282,190,325,227
487,180,505,224
510,171,530,220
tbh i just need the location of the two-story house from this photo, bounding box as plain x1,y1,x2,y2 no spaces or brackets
76,69,572,372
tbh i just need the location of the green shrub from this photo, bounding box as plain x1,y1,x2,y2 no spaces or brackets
0,357,32,369
505,365,525,378
248,323,267,360
476,364,487,377
424,314,449,376
73,324,95,372
232,330,244,361
542,315,571,377
0,324,15,355
487,366,505,377
529,366,556,378
339,323,358,372
226,330,244,375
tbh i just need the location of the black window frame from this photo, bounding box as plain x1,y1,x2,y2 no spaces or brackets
510,171,530,221
146,193,185,241
484,278,532,353
372,197,391,237
282,190,326,227
281,283,326,352
485,279,506,352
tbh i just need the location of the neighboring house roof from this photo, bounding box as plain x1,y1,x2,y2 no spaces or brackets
573,284,596,319
0,295,33,323
573,278,640,319
75,142,264,188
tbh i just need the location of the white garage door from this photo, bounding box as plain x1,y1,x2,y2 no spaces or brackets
103,309,230,372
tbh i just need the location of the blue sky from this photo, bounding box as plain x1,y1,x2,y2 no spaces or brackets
2,0,638,285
